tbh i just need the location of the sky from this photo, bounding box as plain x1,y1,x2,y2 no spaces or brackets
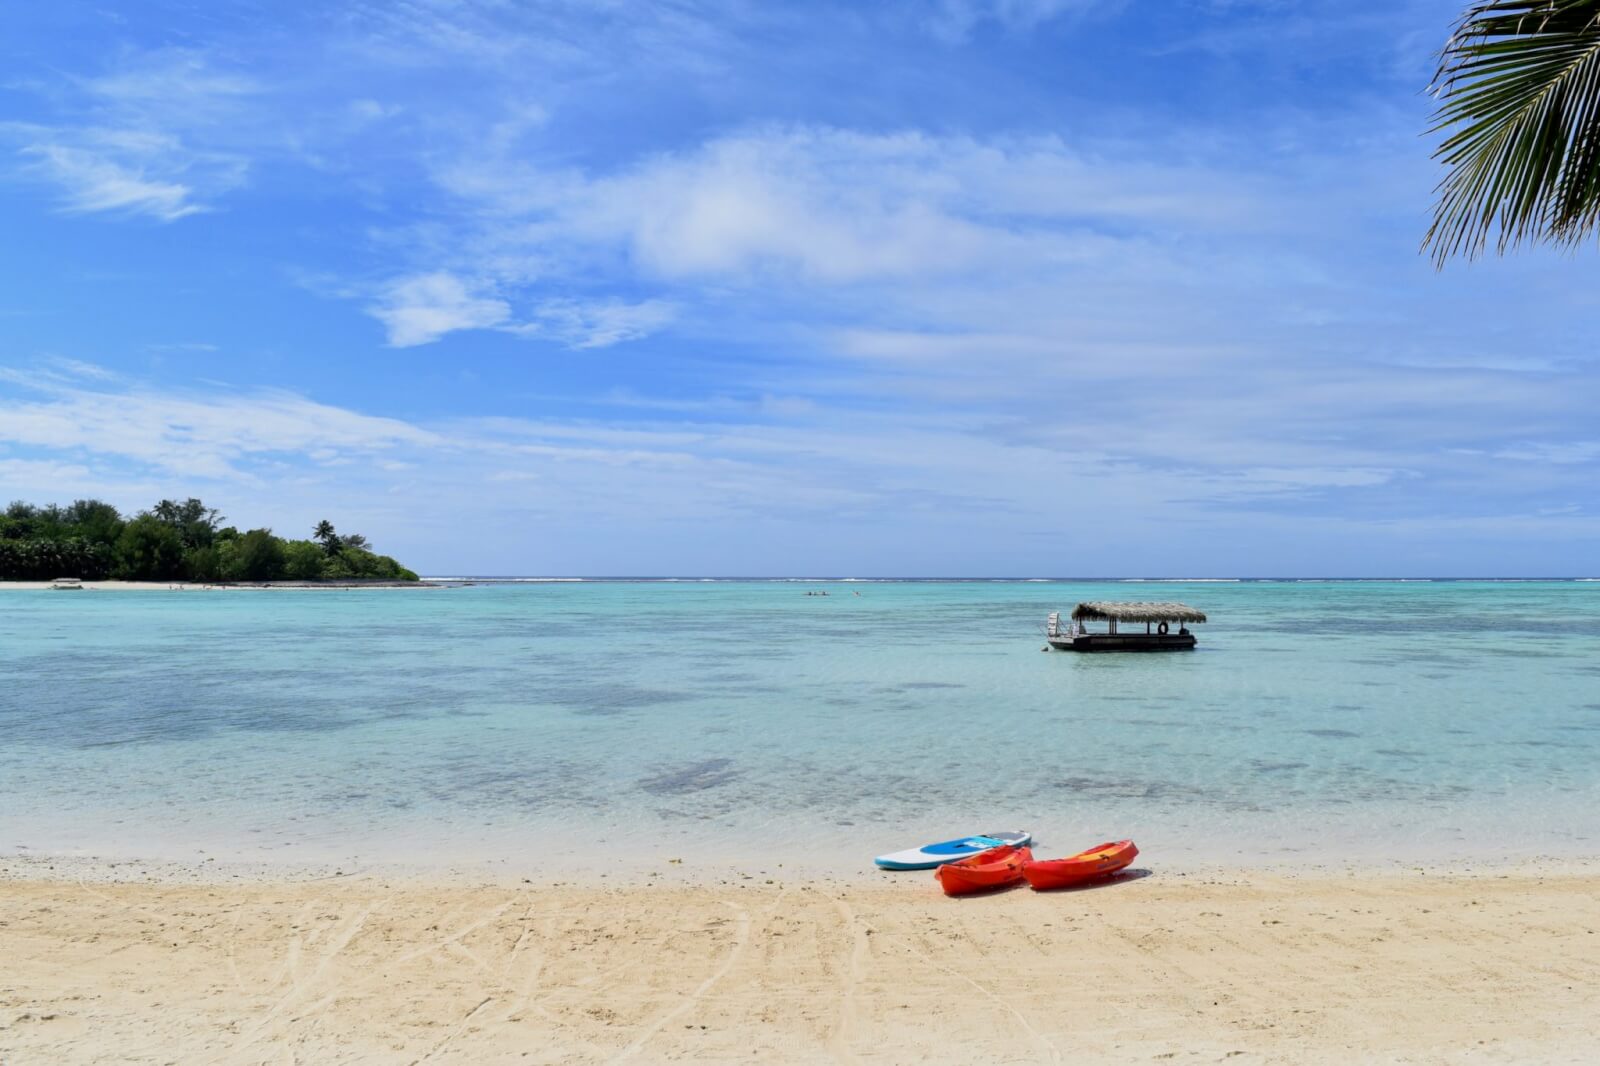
2,0,1597,577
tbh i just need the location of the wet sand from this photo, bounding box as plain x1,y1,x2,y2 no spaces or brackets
3,862,1597,1063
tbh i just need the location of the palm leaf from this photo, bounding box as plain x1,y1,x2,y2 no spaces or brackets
1426,0,1600,265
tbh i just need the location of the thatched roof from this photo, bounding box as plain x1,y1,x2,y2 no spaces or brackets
1071,601,1207,623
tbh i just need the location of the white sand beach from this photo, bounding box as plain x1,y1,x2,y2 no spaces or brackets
1,580,226,591
3,861,1597,1063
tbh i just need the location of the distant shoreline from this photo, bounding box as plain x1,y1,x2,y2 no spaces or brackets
0,579,451,591
417,575,1600,583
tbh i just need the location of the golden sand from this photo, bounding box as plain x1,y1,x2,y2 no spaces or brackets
3,866,1598,1063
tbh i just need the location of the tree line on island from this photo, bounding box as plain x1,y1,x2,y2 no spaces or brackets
0,498,419,582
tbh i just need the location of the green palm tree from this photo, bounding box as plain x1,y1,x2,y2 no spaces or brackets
313,519,342,555
1427,1,1600,265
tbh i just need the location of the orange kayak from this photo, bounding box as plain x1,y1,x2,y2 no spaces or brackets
934,844,1032,896
1021,840,1138,891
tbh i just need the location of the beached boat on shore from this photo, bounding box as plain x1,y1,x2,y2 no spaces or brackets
874,831,1032,870
935,844,1032,896
1022,840,1139,890
1045,601,1205,652
49,578,84,591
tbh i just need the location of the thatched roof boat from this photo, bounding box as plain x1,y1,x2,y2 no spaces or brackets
1047,601,1206,653
1071,601,1207,624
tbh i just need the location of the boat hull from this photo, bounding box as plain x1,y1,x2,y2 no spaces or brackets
935,845,1032,896
874,831,1033,870
1047,634,1195,652
1022,840,1138,890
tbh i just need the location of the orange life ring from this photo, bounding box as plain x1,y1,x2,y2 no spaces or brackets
1157,621,1169,635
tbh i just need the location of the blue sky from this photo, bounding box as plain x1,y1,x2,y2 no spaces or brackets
2,0,1597,576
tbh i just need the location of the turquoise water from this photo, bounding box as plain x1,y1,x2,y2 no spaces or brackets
3,581,1598,874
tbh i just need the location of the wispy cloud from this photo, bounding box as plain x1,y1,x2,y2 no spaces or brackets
0,362,439,480
1494,442,1600,465
361,122,1319,359
369,273,511,347
6,48,257,221
432,126,1287,289
19,142,205,220
3,355,1595,574
516,298,678,349
83,51,259,121
364,276,675,349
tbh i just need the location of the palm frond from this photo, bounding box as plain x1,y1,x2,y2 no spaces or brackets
1425,0,1600,266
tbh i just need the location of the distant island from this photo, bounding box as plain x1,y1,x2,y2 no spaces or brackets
0,498,419,583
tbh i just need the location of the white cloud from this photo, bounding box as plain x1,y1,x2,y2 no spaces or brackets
7,49,255,222
84,52,259,119
365,280,674,350
438,128,1220,285
3,362,1597,575
20,143,203,220
369,272,511,346
0,372,439,480
39,357,121,381
349,98,401,123
602,134,1002,283
0,458,100,484
519,298,678,349
1494,442,1600,465
1211,466,1406,495
395,123,1303,356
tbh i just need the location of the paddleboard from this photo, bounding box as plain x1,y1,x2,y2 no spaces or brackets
873,830,1032,870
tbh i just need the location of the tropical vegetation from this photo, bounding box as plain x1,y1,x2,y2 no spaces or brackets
0,498,419,582
1427,1,1600,264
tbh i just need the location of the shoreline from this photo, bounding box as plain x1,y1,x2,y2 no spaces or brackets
8,846,1600,891
0,578,451,590
4,862,1597,1062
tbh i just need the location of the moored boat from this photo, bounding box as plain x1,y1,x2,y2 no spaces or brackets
1045,602,1205,652
934,844,1032,896
1021,840,1138,890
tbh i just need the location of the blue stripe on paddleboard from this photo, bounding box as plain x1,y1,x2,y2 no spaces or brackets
873,833,1029,869
921,837,1005,855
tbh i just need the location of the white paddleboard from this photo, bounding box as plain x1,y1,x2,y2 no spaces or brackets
874,830,1031,870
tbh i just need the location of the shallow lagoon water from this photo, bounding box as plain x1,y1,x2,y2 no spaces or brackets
2,580,1598,874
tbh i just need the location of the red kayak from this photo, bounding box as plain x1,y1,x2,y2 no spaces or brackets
1021,840,1138,891
935,844,1032,897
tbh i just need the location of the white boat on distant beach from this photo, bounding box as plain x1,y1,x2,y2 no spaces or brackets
49,578,84,591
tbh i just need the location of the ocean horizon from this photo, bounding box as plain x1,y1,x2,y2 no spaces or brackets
422,575,1600,582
